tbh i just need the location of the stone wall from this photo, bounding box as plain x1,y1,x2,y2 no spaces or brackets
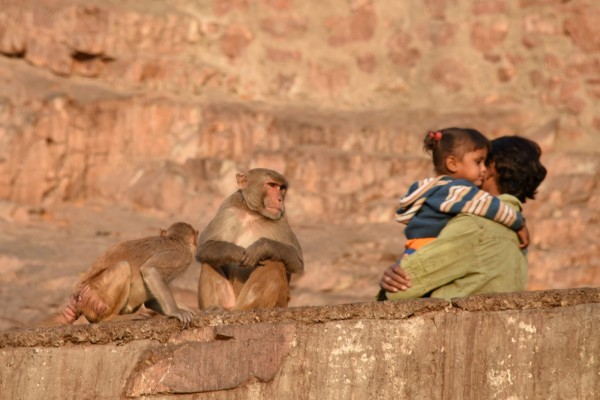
2,0,600,145
2,288,600,399
0,2,599,305
1,0,599,206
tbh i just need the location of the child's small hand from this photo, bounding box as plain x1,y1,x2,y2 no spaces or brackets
517,224,530,249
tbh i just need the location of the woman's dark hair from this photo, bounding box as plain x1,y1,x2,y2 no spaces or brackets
488,136,547,203
423,127,489,175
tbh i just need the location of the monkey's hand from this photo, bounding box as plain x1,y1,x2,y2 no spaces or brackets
241,238,303,273
240,238,275,267
145,298,195,329
171,308,195,329
141,266,196,330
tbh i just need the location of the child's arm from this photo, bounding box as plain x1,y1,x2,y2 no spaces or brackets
396,177,447,224
430,183,525,231
517,224,529,249
396,181,420,213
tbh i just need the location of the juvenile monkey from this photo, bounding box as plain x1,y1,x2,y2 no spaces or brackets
57,222,198,328
197,168,304,310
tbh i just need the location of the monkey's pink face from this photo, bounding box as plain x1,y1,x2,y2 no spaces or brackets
262,180,286,219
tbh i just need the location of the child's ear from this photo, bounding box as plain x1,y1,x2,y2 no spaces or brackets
445,155,458,173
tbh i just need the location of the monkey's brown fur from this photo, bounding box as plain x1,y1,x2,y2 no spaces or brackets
196,168,303,310
56,222,198,328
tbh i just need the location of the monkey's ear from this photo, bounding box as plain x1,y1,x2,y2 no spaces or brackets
160,228,167,237
236,172,248,189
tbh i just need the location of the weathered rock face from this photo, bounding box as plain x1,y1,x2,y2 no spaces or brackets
2,289,600,399
0,1,599,312
2,0,600,132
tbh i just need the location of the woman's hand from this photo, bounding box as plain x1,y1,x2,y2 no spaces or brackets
379,262,412,292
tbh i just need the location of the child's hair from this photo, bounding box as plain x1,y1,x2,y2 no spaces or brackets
423,127,489,175
488,136,547,203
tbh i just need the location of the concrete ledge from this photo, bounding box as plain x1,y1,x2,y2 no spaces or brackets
2,288,600,399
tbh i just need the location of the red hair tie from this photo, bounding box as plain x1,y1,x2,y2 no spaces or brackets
429,131,442,142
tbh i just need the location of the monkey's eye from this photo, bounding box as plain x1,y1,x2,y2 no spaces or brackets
267,182,279,188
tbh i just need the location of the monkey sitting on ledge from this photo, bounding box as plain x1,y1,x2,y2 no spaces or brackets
196,168,304,310
52,222,198,328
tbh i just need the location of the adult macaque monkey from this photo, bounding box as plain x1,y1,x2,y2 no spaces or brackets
197,168,304,310
56,222,198,328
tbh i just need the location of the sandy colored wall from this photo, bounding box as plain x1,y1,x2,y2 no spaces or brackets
2,288,600,399
1,0,599,211
1,0,599,149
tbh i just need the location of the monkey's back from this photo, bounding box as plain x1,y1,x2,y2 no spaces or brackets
79,235,193,284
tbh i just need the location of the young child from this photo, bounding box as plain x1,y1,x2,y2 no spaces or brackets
395,127,527,258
